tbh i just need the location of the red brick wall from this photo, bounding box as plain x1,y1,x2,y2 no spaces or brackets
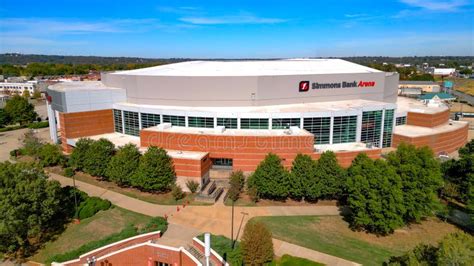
173,155,212,178
392,123,468,155
61,232,162,266
58,109,114,153
141,130,315,172
407,109,450,128
311,149,382,168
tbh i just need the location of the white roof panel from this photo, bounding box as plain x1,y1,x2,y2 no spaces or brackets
110,59,381,77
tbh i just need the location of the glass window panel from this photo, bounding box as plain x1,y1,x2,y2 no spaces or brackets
123,111,139,136
303,117,331,144
332,116,357,144
383,109,395,148
216,118,237,129
240,118,269,129
188,116,214,128
162,115,185,127
141,113,161,129
361,110,383,147
113,109,123,133
272,118,301,129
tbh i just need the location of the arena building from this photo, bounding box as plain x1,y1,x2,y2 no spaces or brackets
45,59,468,188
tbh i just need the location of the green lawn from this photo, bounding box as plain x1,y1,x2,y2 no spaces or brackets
30,206,151,264
253,216,461,266
269,255,324,266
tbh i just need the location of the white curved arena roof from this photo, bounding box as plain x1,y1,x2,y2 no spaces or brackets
110,59,381,77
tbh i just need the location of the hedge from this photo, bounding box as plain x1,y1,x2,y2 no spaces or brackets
28,121,49,129
75,197,112,220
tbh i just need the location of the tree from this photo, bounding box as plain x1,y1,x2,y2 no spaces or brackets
132,146,176,192
247,153,289,200
22,89,31,98
21,130,43,157
69,138,94,171
0,108,10,127
37,143,65,167
227,170,245,202
289,154,315,200
0,162,72,259
387,143,443,223
32,89,42,99
171,185,185,200
387,232,474,266
82,138,115,178
4,94,37,125
313,151,346,200
346,153,405,235
459,139,474,157
106,143,141,186
240,220,274,265
437,232,474,266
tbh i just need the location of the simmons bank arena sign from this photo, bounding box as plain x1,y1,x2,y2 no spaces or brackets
299,80,376,92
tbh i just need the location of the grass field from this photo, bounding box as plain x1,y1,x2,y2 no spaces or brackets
30,207,151,263
451,78,474,96
253,215,462,266
47,167,211,206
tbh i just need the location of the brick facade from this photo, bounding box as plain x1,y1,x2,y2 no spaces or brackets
58,109,114,153
393,123,468,155
406,109,450,128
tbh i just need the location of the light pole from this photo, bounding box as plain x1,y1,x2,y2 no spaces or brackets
230,199,234,249
234,211,248,248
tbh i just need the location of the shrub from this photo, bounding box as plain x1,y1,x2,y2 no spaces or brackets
241,220,274,265
9,149,21,158
106,143,141,186
37,143,65,167
228,170,245,202
64,167,74,177
185,180,200,193
21,130,43,157
28,121,49,129
312,151,346,200
289,154,316,200
247,186,259,202
76,197,111,220
139,217,168,234
171,185,185,201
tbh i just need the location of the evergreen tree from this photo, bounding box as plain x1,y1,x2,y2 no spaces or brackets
132,146,176,192
82,138,115,178
240,221,274,265
4,94,37,125
387,143,443,223
247,153,289,200
313,151,346,200
346,153,405,235
106,143,141,186
290,154,316,200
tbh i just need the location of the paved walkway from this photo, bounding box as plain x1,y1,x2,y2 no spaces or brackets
49,173,357,266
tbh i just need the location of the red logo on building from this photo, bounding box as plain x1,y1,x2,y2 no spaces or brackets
299,81,310,92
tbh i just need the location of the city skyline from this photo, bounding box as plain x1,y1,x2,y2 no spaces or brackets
0,0,473,58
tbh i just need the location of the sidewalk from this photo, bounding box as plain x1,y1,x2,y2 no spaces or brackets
49,172,357,266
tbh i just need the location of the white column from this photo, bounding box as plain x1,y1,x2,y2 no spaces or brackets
329,116,334,145
46,101,58,143
379,110,386,149
138,112,142,130
356,111,363,142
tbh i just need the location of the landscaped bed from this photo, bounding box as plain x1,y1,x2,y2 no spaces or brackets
46,166,212,206
253,215,462,266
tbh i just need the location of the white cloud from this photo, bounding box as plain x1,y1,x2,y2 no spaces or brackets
399,0,468,11
179,14,288,25
0,18,159,35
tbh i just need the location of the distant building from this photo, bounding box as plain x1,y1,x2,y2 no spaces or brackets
398,87,422,97
0,81,36,95
432,68,456,76
399,81,441,93
419,93,456,106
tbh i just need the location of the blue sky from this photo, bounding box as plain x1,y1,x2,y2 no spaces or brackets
0,0,473,58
